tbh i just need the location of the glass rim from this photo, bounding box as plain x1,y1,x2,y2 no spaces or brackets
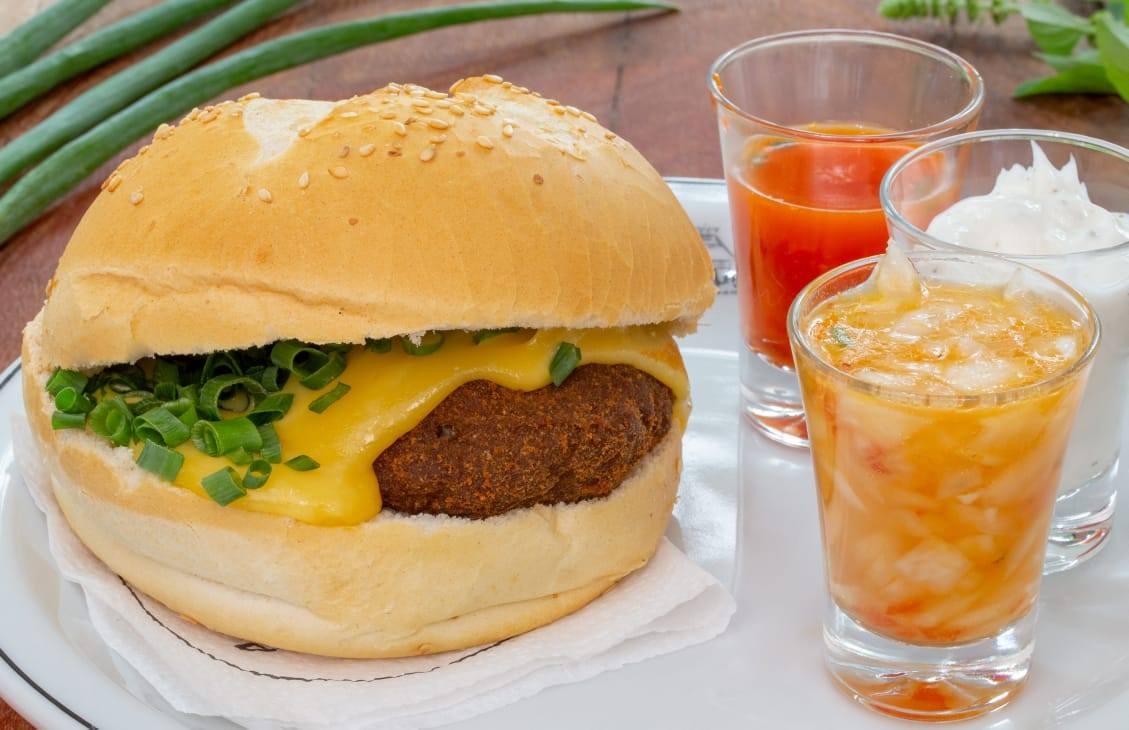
787,250,1100,408
707,29,985,144
880,128,1129,260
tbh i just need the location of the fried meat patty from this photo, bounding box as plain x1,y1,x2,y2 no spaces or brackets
374,364,674,519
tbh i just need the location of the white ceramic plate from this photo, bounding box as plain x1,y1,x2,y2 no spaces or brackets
2,179,1127,729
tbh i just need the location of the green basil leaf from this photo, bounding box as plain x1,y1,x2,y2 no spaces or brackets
1015,51,1117,97
1020,4,1094,55
1095,11,1129,102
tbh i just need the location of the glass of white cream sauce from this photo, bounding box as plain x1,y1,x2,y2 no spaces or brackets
881,130,1129,574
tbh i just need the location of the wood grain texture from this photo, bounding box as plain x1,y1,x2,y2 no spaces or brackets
0,0,1126,726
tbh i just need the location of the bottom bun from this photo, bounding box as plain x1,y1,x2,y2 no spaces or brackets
22,312,683,658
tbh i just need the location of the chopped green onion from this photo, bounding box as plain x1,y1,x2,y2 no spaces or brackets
177,383,199,403
227,446,254,465
270,340,329,373
190,417,262,457
309,383,350,414
472,327,519,344
46,367,87,396
549,342,581,386
51,411,87,430
54,386,93,414
89,398,133,447
101,365,146,393
200,351,242,382
121,390,161,415
285,454,319,471
197,374,266,420
201,466,246,506
243,459,271,489
258,365,285,392
136,440,185,480
364,338,392,354
132,406,191,447
299,352,345,389
165,397,199,428
153,357,179,385
247,391,293,425
154,382,179,401
401,332,445,356
257,423,282,464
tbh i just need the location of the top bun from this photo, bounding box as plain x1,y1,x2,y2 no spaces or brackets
39,76,715,369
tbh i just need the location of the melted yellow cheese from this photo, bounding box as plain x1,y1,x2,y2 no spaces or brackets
168,327,689,526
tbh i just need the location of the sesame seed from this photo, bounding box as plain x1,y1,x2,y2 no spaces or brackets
330,166,349,179
420,146,436,162
404,116,417,125
431,134,448,143
298,127,310,137
448,106,464,116
472,105,493,116
435,99,452,108
230,109,242,118
339,145,350,158
348,217,359,225
416,107,433,115
130,190,144,205
581,110,597,122
425,90,447,99
516,86,530,94
358,143,376,157
501,81,512,89
532,91,542,97
380,110,396,119
411,99,431,109
387,82,402,91
388,149,402,157
483,74,503,83
546,99,560,106
238,92,261,102
339,111,359,118
409,87,426,97
298,171,310,189
533,174,544,185
257,188,273,203
552,107,566,116
502,124,514,138
138,145,150,156
566,105,581,117
201,110,219,124
427,119,450,130
393,122,407,136
476,136,494,150
567,146,587,161
604,131,616,140
154,123,173,140
186,107,201,121
106,175,122,192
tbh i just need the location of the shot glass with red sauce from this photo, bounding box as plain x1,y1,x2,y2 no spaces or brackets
708,30,983,446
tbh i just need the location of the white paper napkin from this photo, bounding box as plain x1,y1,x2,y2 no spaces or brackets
12,420,735,729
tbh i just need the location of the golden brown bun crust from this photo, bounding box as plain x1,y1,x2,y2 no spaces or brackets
22,315,682,658
40,77,715,369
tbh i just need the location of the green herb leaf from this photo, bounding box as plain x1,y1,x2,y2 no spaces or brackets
1015,52,1117,97
549,342,582,386
1019,3,1093,56
1095,11,1129,102
308,382,350,414
136,440,185,481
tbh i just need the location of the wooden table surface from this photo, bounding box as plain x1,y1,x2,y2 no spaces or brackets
1,0,1126,726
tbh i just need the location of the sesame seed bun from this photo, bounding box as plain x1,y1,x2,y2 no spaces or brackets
38,76,715,370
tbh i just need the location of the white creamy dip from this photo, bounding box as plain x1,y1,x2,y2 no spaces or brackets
923,141,1129,530
927,142,1129,255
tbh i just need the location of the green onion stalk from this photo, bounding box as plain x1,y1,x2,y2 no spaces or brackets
0,0,238,121
0,0,303,184
0,0,673,247
0,0,111,78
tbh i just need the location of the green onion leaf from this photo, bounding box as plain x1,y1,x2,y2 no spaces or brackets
258,365,285,392
285,454,319,471
102,365,146,393
257,423,282,464
121,390,161,415
190,417,262,457
549,342,581,386
46,367,87,396
472,327,519,344
364,338,392,354
401,332,445,356
270,339,329,374
136,440,185,481
89,397,133,447
243,459,271,489
165,397,199,428
154,382,179,401
197,374,267,420
201,466,246,506
200,351,243,382
153,357,179,385
51,411,87,430
133,406,191,447
299,351,346,389
247,391,294,425
227,446,254,465
308,382,350,414
54,386,93,414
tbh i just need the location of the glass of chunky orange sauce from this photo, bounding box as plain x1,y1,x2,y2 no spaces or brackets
709,30,983,447
788,247,1098,722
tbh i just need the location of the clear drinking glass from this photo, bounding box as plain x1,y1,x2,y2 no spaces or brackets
789,251,1097,721
708,30,984,447
882,130,1129,574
